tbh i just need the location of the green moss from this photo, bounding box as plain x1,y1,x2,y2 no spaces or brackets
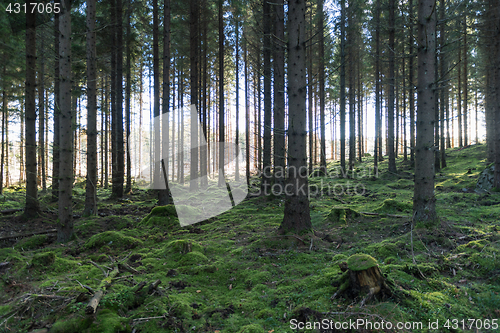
14,234,50,251
31,251,55,268
332,253,348,263
178,251,209,265
237,324,266,333
140,205,180,229
255,308,274,319
375,199,412,213
92,309,131,333
165,239,203,255
84,231,142,250
51,316,93,333
328,207,360,225
347,254,378,271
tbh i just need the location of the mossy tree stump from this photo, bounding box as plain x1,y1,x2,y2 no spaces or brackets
335,254,391,306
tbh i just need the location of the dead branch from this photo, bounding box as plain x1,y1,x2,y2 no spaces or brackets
0,229,57,242
85,266,119,314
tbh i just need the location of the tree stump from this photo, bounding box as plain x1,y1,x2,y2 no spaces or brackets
336,254,391,306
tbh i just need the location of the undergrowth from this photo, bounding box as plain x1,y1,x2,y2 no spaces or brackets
0,144,499,332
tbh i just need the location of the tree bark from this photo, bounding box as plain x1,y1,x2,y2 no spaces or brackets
273,0,285,186
38,36,46,192
52,12,60,201
319,0,326,174
340,0,346,174
387,0,397,173
409,0,415,166
57,0,74,242
261,0,272,193
413,0,437,225
125,0,132,194
279,0,312,234
190,0,199,190
25,8,40,219
439,0,447,168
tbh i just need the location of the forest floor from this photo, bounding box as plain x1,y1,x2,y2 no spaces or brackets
0,144,499,333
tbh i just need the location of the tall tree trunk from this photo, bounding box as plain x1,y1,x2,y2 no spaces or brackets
25,8,40,218
434,32,440,173
52,12,60,200
440,0,447,168
200,1,208,187
493,0,500,189
125,0,132,194
340,0,346,174
113,0,124,197
457,24,462,148
374,0,380,170
189,0,199,190
261,0,272,192
387,0,397,172
244,33,250,187
217,0,224,188
158,0,171,204
279,0,311,234
308,8,314,175
38,37,46,192
20,100,24,183
58,0,74,241
409,0,415,165
413,0,437,225
84,0,98,216
1,75,6,194
273,0,285,186
235,16,240,182
104,76,109,188
463,14,468,147
319,0,326,174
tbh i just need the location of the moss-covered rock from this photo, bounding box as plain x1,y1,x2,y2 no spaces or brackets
140,205,180,229
51,316,93,333
375,199,412,213
328,207,360,224
14,234,50,251
31,251,56,268
165,239,203,255
347,254,378,271
84,231,142,250
178,251,209,265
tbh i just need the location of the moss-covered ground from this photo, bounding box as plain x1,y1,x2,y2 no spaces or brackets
0,144,499,332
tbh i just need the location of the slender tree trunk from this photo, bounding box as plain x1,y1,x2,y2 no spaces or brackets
440,0,447,168
152,0,161,193
457,27,463,148
58,0,74,241
200,1,208,187
403,44,407,162
1,78,6,194
374,0,380,170
493,0,500,189
84,0,98,216
235,17,240,182
273,0,285,186
318,0,326,174
113,0,124,197
434,33,440,173
217,0,224,188
261,0,272,192
244,33,250,187
409,0,415,165
125,0,132,194
104,76,109,188
280,0,311,234
340,0,346,174
189,0,199,190
38,37,46,192
25,8,40,218
413,0,437,225
387,0,397,172
463,15,468,147
52,12,60,200
20,100,24,183
308,8,314,175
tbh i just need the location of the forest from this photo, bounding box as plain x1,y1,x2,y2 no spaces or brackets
0,0,500,331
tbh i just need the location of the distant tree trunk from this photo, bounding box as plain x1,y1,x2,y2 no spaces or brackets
387,0,397,173
25,8,40,218
84,0,98,216
104,76,109,188
273,0,285,186
113,0,124,198
463,15,468,147
1,74,6,194
403,43,407,162
357,51,363,163
235,17,240,182
152,0,161,193
125,0,132,194
58,0,74,241
434,35,440,173
261,0,272,192
200,1,208,187
409,0,415,166
348,12,355,171
308,9,314,176
413,0,437,225
494,0,500,189
158,0,171,205
319,0,326,174
38,37,46,192
20,100,25,183
279,0,311,234
374,0,380,170
440,0,447,168
244,33,250,187
340,0,346,174
190,0,199,190
457,24,463,148
52,12,60,200
217,0,224,188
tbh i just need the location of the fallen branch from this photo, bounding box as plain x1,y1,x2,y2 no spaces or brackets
85,266,119,314
90,260,108,277
0,208,23,215
132,315,166,322
360,212,409,218
0,229,57,242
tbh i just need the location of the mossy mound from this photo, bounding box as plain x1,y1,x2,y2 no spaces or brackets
237,324,266,333
178,251,209,265
14,234,50,251
347,254,378,271
375,199,412,213
140,205,180,228
51,316,93,333
84,231,142,250
328,207,360,224
164,239,203,255
31,251,56,268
